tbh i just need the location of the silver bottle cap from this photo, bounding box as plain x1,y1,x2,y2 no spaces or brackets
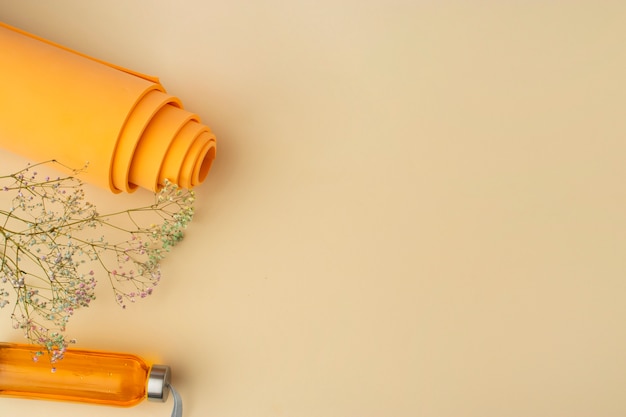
147,364,171,402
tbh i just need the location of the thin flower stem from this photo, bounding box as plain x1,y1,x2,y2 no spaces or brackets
0,162,195,362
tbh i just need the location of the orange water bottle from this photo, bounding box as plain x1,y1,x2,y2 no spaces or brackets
0,342,181,416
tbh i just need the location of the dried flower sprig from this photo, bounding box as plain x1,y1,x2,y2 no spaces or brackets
0,161,194,362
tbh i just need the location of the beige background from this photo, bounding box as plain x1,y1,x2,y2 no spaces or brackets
1,1,626,416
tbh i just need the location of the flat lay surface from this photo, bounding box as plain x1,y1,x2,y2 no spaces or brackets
1,1,625,416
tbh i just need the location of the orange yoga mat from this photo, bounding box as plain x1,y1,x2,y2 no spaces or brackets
0,22,216,193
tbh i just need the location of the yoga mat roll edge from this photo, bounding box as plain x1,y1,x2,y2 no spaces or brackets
0,22,216,193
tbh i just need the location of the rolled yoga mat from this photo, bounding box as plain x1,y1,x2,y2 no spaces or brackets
0,22,216,193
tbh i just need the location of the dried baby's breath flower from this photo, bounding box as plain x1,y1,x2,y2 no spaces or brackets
0,162,194,362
